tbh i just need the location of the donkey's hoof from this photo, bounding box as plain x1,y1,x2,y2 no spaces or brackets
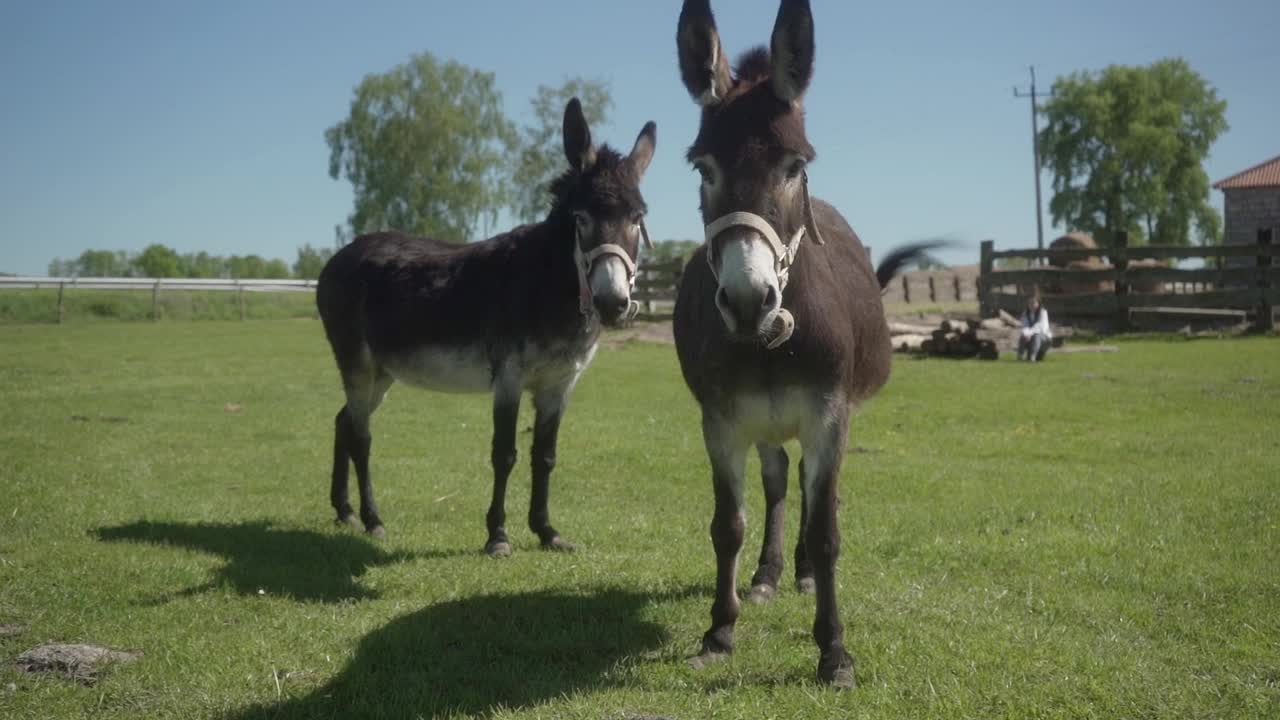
688,649,730,670
335,514,359,528
541,535,577,552
365,525,386,539
795,576,816,594
817,650,856,689
485,540,512,558
748,584,777,604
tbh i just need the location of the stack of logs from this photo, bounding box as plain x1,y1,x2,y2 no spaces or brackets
890,310,1041,360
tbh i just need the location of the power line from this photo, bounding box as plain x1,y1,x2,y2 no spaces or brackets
1013,66,1053,259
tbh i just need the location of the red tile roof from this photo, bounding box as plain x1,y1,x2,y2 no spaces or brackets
1214,154,1280,190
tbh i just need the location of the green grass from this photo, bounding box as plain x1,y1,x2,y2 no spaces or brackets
0,321,1276,719
0,289,317,324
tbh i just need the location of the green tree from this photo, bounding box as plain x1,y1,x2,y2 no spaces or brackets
646,239,700,265
134,244,181,277
293,244,334,279
1038,58,1227,247
46,249,134,277
48,258,76,277
179,251,228,279
228,255,265,279
326,52,516,243
509,78,613,223
262,258,291,279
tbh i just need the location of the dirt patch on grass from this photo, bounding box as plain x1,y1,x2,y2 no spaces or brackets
14,643,140,685
601,322,674,347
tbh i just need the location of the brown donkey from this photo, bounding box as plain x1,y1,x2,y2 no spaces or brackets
317,99,656,556
673,0,935,686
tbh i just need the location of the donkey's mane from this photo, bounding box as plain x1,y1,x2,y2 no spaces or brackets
548,145,645,214
733,46,772,84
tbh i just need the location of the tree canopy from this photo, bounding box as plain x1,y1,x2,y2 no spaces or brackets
646,239,699,265
508,78,613,223
1038,58,1227,246
48,245,308,279
293,244,334,280
325,53,517,243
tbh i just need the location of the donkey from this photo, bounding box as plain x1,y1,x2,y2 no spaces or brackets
317,99,656,557
673,0,934,686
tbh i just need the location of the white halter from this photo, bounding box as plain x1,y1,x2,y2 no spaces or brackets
702,171,823,349
573,220,653,319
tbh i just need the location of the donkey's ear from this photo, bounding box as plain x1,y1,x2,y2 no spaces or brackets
628,121,657,177
677,0,732,106
770,0,815,103
563,97,596,171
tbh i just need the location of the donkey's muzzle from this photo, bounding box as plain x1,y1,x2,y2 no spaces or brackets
715,283,781,340
594,293,632,326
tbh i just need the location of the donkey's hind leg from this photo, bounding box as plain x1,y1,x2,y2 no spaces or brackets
794,457,816,594
484,376,522,557
341,366,394,537
331,406,358,526
529,384,575,552
748,443,789,603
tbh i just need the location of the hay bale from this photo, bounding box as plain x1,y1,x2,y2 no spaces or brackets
1049,232,1100,268
1127,258,1169,293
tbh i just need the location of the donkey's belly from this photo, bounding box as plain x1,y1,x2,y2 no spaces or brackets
382,345,495,394
731,388,814,445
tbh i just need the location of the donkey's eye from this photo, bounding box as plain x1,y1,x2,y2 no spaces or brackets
785,158,807,181
574,212,590,232
694,162,714,185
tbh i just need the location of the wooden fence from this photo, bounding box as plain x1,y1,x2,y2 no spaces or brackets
978,229,1278,331
881,266,980,306
631,258,684,321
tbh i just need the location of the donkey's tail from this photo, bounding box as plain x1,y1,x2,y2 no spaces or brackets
874,242,949,291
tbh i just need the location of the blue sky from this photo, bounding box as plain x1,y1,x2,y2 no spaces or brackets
1,0,1277,275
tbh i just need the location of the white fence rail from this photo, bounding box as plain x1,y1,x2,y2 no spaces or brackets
0,276,317,292
0,276,318,322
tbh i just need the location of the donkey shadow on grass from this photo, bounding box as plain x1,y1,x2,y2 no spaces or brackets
229,588,673,719
93,520,434,603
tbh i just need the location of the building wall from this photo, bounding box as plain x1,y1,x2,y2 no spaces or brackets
1223,187,1280,245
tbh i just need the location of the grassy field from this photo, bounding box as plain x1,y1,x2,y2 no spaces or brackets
0,320,1276,719
0,289,317,324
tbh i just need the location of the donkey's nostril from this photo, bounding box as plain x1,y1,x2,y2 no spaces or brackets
763,286,779,309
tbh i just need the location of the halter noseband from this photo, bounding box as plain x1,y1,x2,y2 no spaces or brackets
574,220,653,320
703,171,824,349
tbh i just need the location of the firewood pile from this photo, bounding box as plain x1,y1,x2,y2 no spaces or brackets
889,310,1069,360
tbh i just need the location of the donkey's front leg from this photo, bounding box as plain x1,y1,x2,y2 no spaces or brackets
691,412,748,668
748,443,788,603
801,405,856,688
529,386,575,551
484,380,521,558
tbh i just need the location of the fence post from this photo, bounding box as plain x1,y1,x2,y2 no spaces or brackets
979,240,994,317
953,275,961,302
901,274,910,304
1259,228,1274,332
151,280,161,321
238,282,246,321
57,281,65,324
1112,231,1129,330
928,275,937,303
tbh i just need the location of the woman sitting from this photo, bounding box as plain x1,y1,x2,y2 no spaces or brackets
1017,296,1052,362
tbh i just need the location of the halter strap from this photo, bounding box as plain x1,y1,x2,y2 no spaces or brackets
701,172,824,348
573,219,650,318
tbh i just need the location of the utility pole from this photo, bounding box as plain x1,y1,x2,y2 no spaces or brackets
1014,66,1052,259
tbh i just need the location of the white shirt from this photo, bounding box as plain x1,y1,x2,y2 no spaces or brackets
1021,307,1052,339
